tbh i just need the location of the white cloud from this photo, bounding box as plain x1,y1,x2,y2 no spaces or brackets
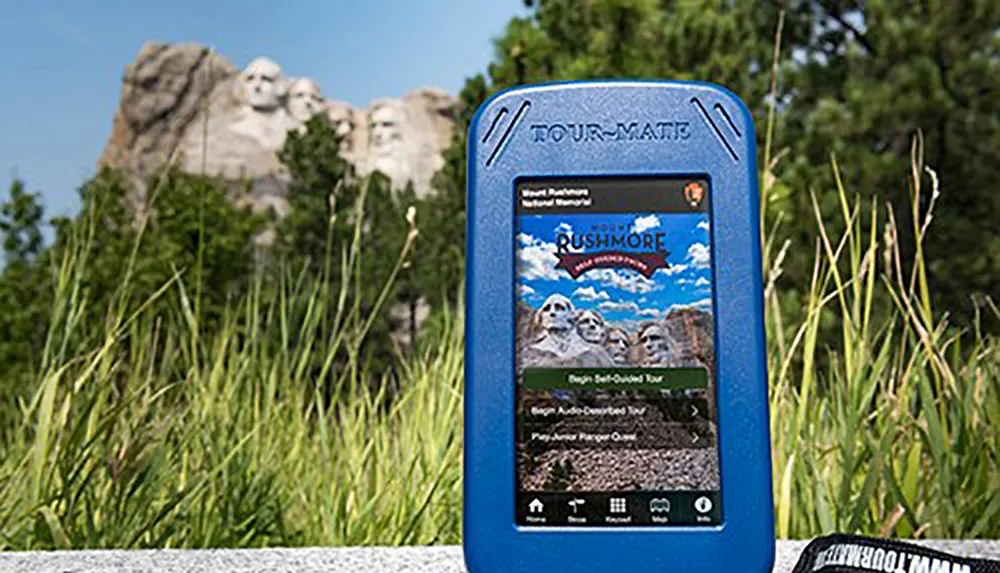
517,284,536,297
657,263,688,276
590,269,661,294
573,286,610,301
631,214,660,234
598,300,640,313
697,221,710,232
666,298,713,314
556,222,574,234
637,308,661,318
517,236,563,280
686,243,711,268
639,297,648,304
679,276,709,287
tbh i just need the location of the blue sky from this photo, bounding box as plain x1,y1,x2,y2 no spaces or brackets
0,0,526,224
516,212,714,328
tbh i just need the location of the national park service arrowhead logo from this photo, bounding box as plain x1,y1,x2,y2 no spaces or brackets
684,182,705,208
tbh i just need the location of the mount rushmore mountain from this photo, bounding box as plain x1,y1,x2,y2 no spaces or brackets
516,295,715,374
98,42,459,215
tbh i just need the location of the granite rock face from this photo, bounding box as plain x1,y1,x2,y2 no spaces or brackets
350,89,457,198
98,42,238,192
662,308,714,372
514,303,715,373
98,43,459,213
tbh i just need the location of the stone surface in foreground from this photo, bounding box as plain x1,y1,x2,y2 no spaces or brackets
0,540,997,572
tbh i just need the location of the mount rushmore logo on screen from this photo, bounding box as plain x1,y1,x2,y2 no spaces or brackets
552,222,671,280
516,210,713,370
514,177,722,527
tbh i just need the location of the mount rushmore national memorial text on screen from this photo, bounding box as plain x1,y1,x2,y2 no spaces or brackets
514,176,722,527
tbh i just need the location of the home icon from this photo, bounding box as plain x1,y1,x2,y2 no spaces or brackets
528,499,544,514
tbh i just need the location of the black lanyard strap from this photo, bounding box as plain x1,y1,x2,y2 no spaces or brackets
793,534,1000,573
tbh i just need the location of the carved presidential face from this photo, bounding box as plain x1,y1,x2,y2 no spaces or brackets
606,328,631,363
240,57,285,111
538,294,575,332
369,103,404,153
326,104,354,138
639,324,669,359
576,309,606,344
286,78,325,122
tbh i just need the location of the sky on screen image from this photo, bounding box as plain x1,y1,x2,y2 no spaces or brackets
516,212,713,324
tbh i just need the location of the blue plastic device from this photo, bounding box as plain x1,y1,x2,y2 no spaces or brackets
464,81,773,573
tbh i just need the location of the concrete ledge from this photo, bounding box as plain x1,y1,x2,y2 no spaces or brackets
0,541,997,572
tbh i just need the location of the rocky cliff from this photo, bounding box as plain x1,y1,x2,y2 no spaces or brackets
662,308,715,374
99,44,237,189
515,302,715,372
98,42,459,214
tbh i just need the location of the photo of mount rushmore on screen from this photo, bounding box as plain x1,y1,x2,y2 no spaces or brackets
514,177,721,496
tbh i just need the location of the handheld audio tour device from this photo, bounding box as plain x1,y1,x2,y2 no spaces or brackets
464,81,773,573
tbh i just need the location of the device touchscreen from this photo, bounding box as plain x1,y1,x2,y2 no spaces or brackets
514,176,722,528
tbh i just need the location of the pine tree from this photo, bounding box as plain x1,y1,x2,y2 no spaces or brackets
0,178,44,265
277,117,415,370
0,179,50,391
774,0,1000,325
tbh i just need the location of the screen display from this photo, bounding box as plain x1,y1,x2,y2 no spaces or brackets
514,176,722,527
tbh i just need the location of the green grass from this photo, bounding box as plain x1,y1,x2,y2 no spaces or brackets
0,147,997,549
763,142,999,540
0,180,464,549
